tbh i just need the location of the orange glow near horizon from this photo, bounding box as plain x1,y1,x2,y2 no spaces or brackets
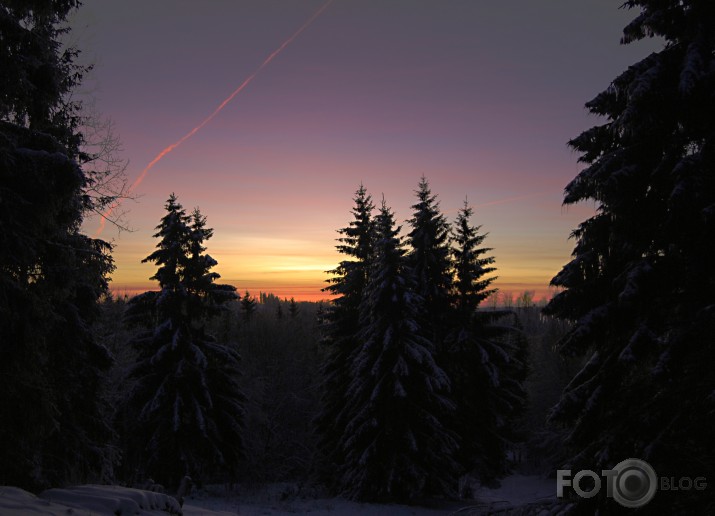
108,244,561,304
101,189,582,304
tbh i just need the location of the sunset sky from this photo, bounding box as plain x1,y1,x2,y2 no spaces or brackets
71,1,659,302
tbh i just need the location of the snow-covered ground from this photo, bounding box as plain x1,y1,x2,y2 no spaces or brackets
473,474,555,505
0,475,557,515
183,482,455,515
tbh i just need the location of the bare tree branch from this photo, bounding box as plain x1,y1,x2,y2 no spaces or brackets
78,98,136,233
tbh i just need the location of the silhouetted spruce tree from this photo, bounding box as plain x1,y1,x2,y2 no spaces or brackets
314,184,374,485
407,176,453,350
185,208,237,316
544,1,715,512
0,0,116,489
340,199,458,502
288,297,299,319
446,200,526,483
124,195,243,488
241,290,257,322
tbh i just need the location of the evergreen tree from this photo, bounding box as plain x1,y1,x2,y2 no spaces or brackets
451,201,497,315
241,290,257,322
186,207,225,314
0,0,115,489
339,199,458,502
544,1,715,512
446,200,527,483
124,195,243,488
314,185,375,485
288,297,299,319
407,176,453,349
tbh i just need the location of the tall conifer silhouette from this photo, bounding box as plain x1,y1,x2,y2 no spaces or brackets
446,200,526,482
545,1,715,512
340,199,458,501
315,185,375,484
0,0,115,488
124,195,243,488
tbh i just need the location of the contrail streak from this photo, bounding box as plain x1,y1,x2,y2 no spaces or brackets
96,0,333,236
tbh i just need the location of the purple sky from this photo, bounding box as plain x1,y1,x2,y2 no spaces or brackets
71,1,660,301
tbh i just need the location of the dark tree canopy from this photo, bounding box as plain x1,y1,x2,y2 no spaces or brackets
545,0,715,512
0,0,115,489
0,0,84,147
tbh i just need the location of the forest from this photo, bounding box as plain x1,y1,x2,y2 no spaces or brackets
1,0,713,515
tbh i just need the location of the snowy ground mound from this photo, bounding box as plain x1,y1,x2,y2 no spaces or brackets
0,485,230,516
0,475,558,515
